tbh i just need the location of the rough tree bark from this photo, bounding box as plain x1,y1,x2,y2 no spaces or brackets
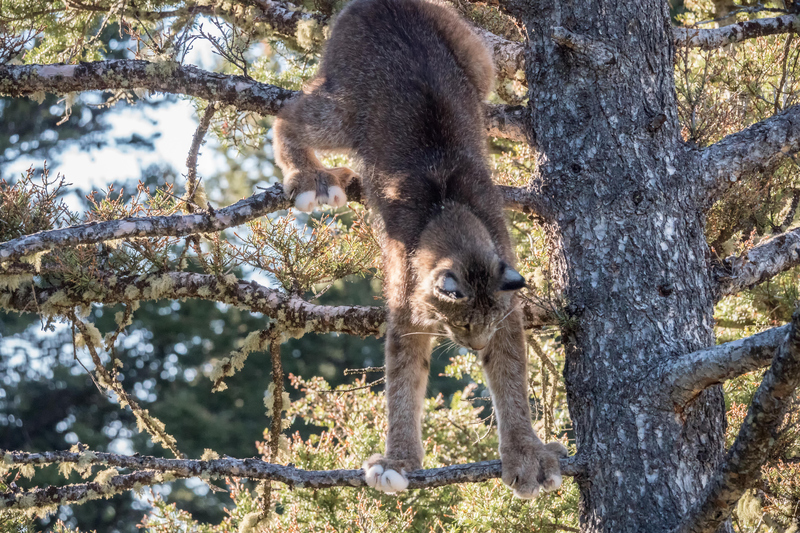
520,1,746,531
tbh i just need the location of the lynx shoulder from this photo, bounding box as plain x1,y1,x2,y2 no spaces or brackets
272,0,566,499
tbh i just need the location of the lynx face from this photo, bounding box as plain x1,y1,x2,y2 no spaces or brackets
410,206,526,350
418,261,525,350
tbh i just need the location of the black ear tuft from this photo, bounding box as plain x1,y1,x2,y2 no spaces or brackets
499,265,526,292
434,271,466,301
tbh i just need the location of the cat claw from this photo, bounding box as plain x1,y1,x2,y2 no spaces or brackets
293,186,348,212
363,464,409,494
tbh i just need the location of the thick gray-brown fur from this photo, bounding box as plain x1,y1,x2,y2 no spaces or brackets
272,0,565,498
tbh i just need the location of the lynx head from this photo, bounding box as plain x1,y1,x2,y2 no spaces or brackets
411,204,525,351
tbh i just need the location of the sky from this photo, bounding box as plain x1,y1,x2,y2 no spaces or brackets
5,39,229,202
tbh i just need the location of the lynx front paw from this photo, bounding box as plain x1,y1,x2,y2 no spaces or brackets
362,454,416,495
284,167,356,212
501,441,568,499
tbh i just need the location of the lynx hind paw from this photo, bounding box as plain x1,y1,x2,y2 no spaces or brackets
285,168,353,212
294,186,347,211
316,185,347,208
294,191,319,212
511,478,540,500
362,455,410,495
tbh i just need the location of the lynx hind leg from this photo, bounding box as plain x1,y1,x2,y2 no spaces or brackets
420,2,495,98
273,87,357,211
362,454,411,494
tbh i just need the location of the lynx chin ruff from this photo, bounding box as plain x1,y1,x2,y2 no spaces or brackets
272,0,566,498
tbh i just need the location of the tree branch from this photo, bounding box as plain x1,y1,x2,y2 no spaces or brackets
0,184,289,263
1,270,389,337
0,452,584,509
674,15,799,50
471,25,525,81
715,226,800,298
184,101,219,211
0,468,166,511
0,271,554,334
0,181,545,263
666,323,790,405
248,0,327,37
0,59,296,115
127,0,524,81
23,1,326,50
0,449,584,510
674,310,800,533
0,60,527,141
552,27,616,67
696,103,800,203
449,17,800,85
497,184,552,220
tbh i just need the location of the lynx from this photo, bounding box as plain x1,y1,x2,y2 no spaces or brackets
272,0,566,498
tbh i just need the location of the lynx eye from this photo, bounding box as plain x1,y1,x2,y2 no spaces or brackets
451,322,470,331
434,271,466,301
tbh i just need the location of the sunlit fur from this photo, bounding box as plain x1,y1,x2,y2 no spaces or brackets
272,0,566,499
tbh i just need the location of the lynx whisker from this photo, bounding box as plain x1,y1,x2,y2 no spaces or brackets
496,308,516,326
444,338,460,351
432,342,451,356
400,331,448,338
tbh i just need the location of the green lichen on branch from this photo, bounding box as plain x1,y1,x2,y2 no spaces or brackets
72,315,183,459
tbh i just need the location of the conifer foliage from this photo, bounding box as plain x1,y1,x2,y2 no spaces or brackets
2,0,800,531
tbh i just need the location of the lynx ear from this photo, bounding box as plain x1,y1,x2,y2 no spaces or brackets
434,271,466,301
499,265,526,292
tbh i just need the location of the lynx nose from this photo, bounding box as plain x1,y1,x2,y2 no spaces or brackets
470,340,488,351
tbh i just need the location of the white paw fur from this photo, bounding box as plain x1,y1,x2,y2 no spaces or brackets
364,464,409,494
295,187,347,211
294,191,318,212
543,473,562,492
365,463,384,488
513,484,540,499
327,185,347,207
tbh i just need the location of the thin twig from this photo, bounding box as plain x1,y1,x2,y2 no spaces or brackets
317,377,386,394
343,366,386,375
184,102,219,213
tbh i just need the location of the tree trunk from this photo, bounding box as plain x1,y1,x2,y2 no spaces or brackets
522,1,729,530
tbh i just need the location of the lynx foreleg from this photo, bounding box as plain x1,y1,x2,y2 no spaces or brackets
363,319,432,494
273,87,357,211
480,308,567,499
